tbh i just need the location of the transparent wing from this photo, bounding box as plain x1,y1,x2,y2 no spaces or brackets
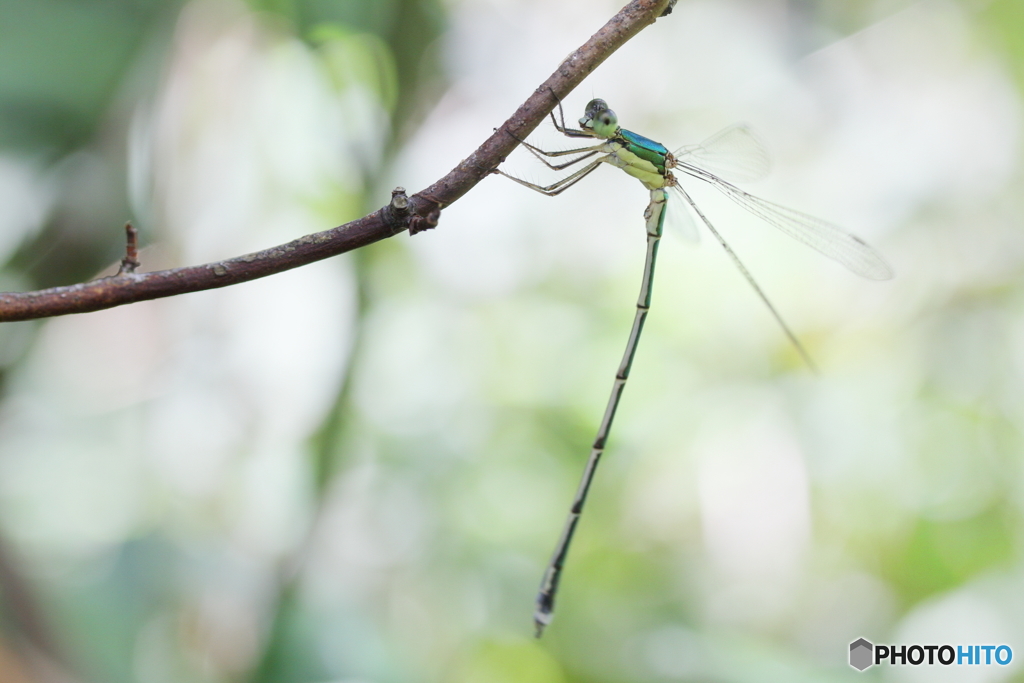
665,199,700,243
672,124,771,184
673,164,894,280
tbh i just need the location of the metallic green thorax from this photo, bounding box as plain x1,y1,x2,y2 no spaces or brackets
579,99,671,189
619,129,668,174
606,131,669,191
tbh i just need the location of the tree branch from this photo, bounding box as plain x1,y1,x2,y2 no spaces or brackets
0,0,674,323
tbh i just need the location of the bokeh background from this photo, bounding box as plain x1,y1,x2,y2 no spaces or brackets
0,0,1023,681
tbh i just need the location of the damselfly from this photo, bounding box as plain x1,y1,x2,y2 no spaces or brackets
496,98,892,636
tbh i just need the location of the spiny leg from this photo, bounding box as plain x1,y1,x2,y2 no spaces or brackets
500,123,604,170
497,89,601,175
534,189,668,637
534,150,601,172
546,87,591,138
521,145,601,172
495,158,605,197
511,129,605,163
504,125,604,160
549,90,571,133
673,184,818,372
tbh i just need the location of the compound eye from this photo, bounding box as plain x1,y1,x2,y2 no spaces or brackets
600,109,617,127
584,98,608,118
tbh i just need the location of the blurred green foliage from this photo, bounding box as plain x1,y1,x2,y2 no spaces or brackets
0,0,442,290
883,505,1015,606
980,0,1024,89
0,1,444,682
0,0,173,155
2,1,1024,683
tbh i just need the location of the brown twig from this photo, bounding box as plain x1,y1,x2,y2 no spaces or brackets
0,0,673,323
115,222,141,275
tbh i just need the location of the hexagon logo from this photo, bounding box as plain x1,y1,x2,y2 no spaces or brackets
849,638,874,671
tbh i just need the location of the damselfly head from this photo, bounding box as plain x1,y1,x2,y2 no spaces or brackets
579,99,618,139
582,99,608,121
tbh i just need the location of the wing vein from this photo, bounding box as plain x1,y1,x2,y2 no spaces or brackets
676,162,893,280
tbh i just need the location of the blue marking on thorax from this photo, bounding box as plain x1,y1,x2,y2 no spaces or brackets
620,129,669,156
